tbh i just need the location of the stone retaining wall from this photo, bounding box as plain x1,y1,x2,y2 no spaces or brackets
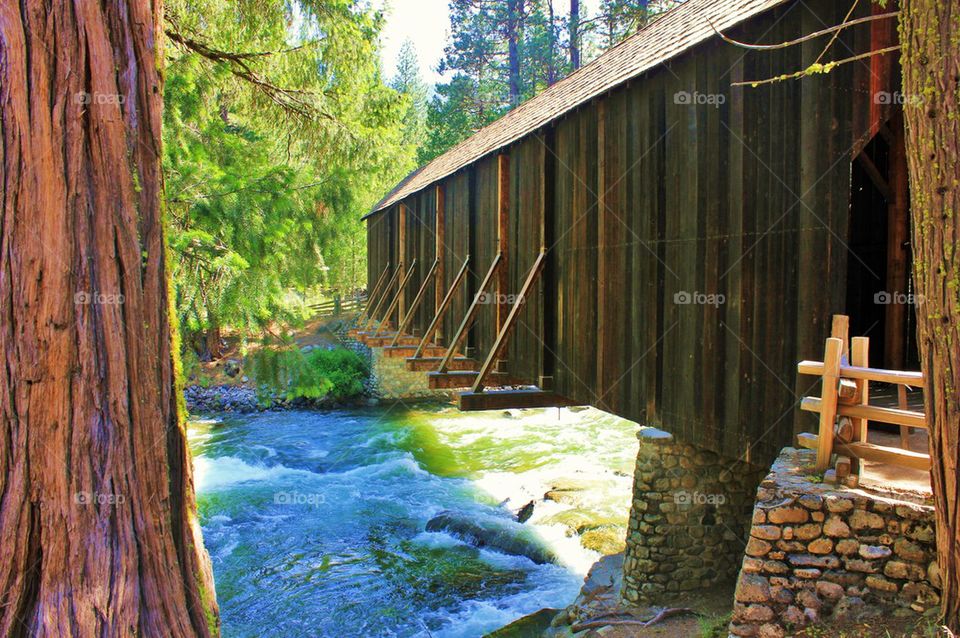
370,349,453,400
729,447,940,638
622,428,765,603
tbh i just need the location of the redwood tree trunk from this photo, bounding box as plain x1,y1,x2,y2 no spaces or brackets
901,0,960,630
0,1,219,636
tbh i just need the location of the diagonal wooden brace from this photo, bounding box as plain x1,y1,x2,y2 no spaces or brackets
373,258,418,338
390,259,439,347
471,251,546,393
437,253,503,373
357,262,391,324
412,255,470,360
363,266,401,331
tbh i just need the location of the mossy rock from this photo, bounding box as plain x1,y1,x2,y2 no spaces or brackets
482,608,561,637
579,527,626,556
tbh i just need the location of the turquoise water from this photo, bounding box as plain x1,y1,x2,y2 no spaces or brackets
190,405,638,637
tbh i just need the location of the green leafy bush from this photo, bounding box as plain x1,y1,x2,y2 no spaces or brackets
248,346,368,402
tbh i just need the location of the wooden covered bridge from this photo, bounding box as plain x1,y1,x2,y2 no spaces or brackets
357,0,909,466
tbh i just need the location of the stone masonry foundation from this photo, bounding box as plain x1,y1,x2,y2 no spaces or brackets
622,428,765,603
729,447,940,638
370,348,453,401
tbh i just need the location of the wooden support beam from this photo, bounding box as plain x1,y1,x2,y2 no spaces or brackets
596,98,608,402
435,185,445,344
373,258,417,338
390,259,439,347
831,314,850,361
855,152,893,202
472,251,547,393
413,255,470,360
539,127,556,390
382,345,447,358
398,204,408,321
801,397,927,429
357,262,391,324
438,254,503,373
897,385,911,449
406,356,477,372
428,371,509,390
363,266,401,331
815,338,843,471
365,333,413,348
797,433,930,471
850,336,870,476
885,111,910,370
496,154,510,336
797,361,923,385
458,389,577,412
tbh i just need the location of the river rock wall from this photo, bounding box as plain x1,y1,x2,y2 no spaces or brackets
370,348,454,400
729,447,940,638
622,428,765,603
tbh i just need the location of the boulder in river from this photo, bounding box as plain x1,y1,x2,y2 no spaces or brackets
425,511,556,565
516,501,535,524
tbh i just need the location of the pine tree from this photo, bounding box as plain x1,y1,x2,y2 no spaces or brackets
391,40,430,157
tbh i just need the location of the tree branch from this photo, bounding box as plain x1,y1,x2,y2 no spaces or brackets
709,11,898,51
164,17,332,122
732,45,901,87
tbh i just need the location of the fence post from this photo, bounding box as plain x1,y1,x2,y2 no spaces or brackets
850,336,870,476
816,337,844,471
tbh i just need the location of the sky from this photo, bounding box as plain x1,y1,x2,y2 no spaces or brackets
377,0,452,86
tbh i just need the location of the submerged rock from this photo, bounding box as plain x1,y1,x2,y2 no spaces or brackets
482,608,560,637
425,511,557,565
516,501,535,524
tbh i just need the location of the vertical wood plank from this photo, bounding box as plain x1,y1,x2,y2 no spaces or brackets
398,203,408,323
885,111,909,369
435,184,446,344
596,98,608,405
497,154,510,337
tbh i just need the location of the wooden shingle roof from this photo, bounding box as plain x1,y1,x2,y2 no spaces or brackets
367,0,790,218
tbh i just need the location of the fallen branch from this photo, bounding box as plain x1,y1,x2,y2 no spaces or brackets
570,607,698,632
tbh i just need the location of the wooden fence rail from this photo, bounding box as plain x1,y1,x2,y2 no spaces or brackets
796,314,928,475
310,293,368,317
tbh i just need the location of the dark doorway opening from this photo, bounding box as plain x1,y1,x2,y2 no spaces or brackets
845,109,919,370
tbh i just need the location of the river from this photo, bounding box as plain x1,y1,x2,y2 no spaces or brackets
189,405,639,637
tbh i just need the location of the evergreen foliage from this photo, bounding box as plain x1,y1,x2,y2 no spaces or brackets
248,345,369,402
163,0,415,351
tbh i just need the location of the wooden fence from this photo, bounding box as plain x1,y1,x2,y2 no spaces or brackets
795,315,928,475
309,293,367,317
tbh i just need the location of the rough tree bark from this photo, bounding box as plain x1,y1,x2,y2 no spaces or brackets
0,0,219,636
900,0,959,631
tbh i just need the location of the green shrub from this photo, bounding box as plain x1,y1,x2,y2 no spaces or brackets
248,345,368,402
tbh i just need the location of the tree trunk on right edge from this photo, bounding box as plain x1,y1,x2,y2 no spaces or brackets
900,0,959,630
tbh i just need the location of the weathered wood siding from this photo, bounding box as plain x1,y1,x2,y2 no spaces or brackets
364,0,898,464
402,191,437,333
365,207,396,318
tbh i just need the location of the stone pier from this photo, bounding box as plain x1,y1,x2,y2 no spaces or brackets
622,428,765,603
